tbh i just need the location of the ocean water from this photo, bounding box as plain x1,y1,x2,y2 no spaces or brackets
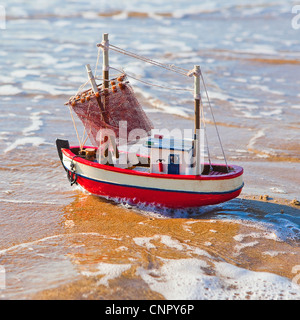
0,0,300,300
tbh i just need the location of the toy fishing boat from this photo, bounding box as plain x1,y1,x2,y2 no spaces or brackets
56,33,243,208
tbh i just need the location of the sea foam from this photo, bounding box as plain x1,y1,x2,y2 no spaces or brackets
4,137,50,153
138,258,300,300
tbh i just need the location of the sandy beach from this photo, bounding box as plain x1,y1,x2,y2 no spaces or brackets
0,0,299,300
29,192,300,300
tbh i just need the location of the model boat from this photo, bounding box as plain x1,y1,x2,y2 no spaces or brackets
56,33,244,208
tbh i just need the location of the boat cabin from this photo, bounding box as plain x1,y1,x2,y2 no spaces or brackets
144,135,198,175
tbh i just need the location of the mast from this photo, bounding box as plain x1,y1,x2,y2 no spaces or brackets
193,65,201,175
100,33,109,160
100,33,119,160
85,34,119,161
102,33,109,89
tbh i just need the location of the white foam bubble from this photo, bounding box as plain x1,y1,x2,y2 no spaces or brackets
234,78,248,83
159,235,185,251
112,11,129,20
22,114,42,136
270,187,286,194
149,99,190,118
260,108,282,117
0,199,56,205
22,81,74,96
262,251,287,257
239,44,278,56
24,52,58,65
0,233,117,256
10,69,40,78
4,137,51,153
56,61,81,69
243,111,261,119
0,85,22,96
247,129,265,150
133,237,156,250
233,231,278,242
234,241,259,255
81,263,131,286
207,90,232,101
138,258,300,300
81,11,100,19
214,261,300,299
133,235,186,251
247,84,284,96
21,111,51,136
16,34,47,41
53,20,72,28
134,87,190,118
133,234,211,258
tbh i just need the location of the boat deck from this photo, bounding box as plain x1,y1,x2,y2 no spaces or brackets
129,164,230,176
67,146,232,176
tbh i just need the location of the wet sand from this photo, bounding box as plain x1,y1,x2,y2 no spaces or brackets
24,193,299,300
1,87,299,300
1,0,300,300
0,140,299,300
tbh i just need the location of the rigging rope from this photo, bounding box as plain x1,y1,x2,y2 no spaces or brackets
200,96,213,170
94,46,102,79
109,66,193,92
70,41,229,169
68,105,83,149
199,70,229,171
98,43,190,77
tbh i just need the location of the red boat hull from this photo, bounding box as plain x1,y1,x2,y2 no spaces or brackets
59,145,244,208
73,171,243,208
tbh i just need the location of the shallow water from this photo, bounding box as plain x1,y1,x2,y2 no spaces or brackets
1,194,300,300
0,0,300,300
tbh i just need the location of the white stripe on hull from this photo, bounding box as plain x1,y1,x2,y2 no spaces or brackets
63,154,243,194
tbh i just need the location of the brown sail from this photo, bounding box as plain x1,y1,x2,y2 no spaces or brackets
67,76,153,147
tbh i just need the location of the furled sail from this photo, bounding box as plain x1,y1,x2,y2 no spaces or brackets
67,76,153,146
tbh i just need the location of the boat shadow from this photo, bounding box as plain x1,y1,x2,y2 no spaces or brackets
61,192,299,268
65,191,300,223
